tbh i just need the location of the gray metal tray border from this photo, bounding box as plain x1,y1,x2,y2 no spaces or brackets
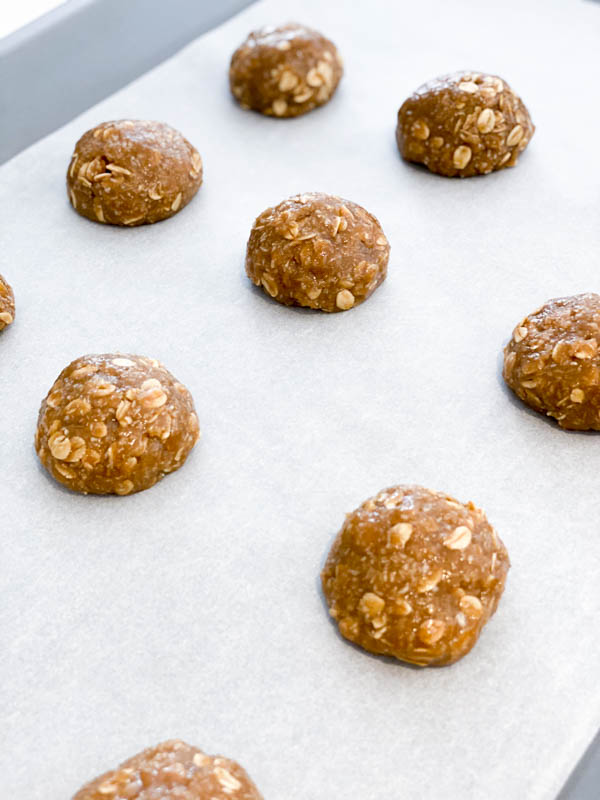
0,0,255,163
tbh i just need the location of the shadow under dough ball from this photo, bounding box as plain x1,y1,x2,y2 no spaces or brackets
35,354,200,495
72,739,263,799
67,119,203,225
229,23,343,117
246,192,389,311
396,71,534,177
503,293,600,430
321,485,510,666
0,273,15,330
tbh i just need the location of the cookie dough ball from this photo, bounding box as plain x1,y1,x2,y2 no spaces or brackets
229,23,343,117
72,740,263,800
246,192,389,311
67,120,203,226
396,71,534,177
321,485,510,666
0,273,15,330
503,293,600,430
35,354,199,495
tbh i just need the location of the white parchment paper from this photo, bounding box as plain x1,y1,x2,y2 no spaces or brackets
2,0,600,797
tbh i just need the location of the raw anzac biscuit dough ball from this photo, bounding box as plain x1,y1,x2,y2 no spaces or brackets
35,354,200,495
67,119,203,225
503,293,600,430
72,739,263,800
321,485,510,666
0,273,15,330
396,71,534,177
246,192,389,311
229,23,343,117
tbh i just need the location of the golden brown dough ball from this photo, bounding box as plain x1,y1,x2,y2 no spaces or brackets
321,485,510,666
67,120,203,226
36,354,199,495
229,23,343,117
396,71,534,177
245,192,389,312
503,293,600,430
72,739,263,800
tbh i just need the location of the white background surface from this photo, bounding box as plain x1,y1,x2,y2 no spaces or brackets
1,0,600,798
0,0,67,39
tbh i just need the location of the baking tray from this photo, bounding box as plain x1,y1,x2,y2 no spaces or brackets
1,0,600,797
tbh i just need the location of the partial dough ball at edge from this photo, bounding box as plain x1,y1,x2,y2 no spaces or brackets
72,739,264,800
0,273,15,330
504,293,600,430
